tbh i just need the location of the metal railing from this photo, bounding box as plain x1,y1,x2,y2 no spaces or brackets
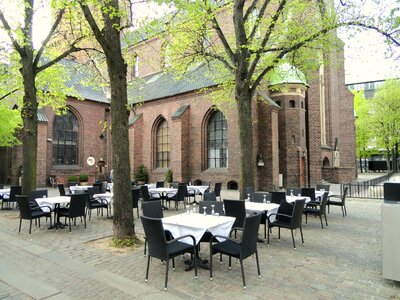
342,173,393,199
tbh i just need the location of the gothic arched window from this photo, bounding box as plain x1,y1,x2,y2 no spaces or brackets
207,111,228,168
53,111,79,165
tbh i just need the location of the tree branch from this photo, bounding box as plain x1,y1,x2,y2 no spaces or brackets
0,88,20,101
35,38,85,73
248,0,286,80
79,1,108,51
209,13,236,65
33,8,66,69
0,9,23,54
244,0,261,22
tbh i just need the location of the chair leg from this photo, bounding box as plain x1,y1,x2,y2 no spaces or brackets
291,229,296,249
278,227,281,240
29,220,32,235
300,226,304,245
344,205,347,216
165,259,169,291
83,216,86,229
324,213,328,226
209,250,213,280
320,215,324,229
68,218,72,232
145,254,150,283
255,250,261,278
328,204,330,214
267,226,270,244
341,206,345,217
19,218,22,233
239,258,246,289
305,213,308,224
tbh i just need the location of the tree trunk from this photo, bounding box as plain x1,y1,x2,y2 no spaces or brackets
20,55,37,195
102,1,134,238
236,87,254,199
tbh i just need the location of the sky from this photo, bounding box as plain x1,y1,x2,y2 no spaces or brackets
341,30,400,84
0,0,399,85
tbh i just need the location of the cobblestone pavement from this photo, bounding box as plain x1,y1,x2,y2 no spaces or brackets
0,188,400,299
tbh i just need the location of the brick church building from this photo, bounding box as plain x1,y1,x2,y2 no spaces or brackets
0,23,357,191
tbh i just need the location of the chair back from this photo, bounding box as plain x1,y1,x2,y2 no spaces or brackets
316,184,330,192
142,200,164,218
291,199,305,228
132,187,140,209
240,213,262,259
252,192,271,203
170,182,179,189
140,216,168,260
271,191,286,204
341,186,348,205
156,181,164,188
68,194,87,218
9,186,22,202
245,186,255,200
199,201,224,215
29,190,48,202
140,185,151,202
301,188,316,201
58,184,66,196
93,182,102,191
319,191,329,214
286,188,302,196
223,199,245,228
87,186,100,200
203,191,217,202
176,184,187,201
276,200,294,223
16,195,31,219
213,183,222,197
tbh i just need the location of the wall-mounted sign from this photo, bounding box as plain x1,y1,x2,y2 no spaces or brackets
87,156,95,166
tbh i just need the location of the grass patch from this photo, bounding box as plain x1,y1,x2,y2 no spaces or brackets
111,235,144,249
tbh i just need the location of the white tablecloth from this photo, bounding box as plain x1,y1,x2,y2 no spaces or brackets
69,185,91,192
245,202,280,215
0,188,10,198
286,196,310,203
187,185,209,195
315,190,333,200
162,213,235,245
93,193,113,204
35,196,71,212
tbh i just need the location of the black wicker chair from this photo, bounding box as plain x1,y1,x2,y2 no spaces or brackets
209,212,262,289
328,186,348,217
58,193,87,232
213,182,222,201
16,195,52,234
223,199,246,237
2,185,21,209
268,199,305,249
86,187,108,220
303,191,329,229
270,191,286,204
166,184,187,210
132,187,140,218
140,216,197,291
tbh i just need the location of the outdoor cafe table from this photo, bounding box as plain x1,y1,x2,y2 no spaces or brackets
69,185,91,193
93,192,113,205
0,188,10,199
162,213,235,245
36,196,71,229
286,195,310,203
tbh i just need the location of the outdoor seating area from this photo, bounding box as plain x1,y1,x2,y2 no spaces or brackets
0,182,399,298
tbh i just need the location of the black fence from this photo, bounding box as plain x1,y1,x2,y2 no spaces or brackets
341,173,393,199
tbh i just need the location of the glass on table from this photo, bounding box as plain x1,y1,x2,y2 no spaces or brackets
211,204,215,216
192,203,196,214
203,206,207,216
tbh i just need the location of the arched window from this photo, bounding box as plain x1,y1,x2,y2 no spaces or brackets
289,100,296,108
156,119,170,168
207,111,228,168
53,111,79,165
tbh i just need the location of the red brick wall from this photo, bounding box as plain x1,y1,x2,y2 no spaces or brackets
43,97,110,185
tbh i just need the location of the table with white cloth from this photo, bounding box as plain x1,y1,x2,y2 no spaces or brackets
315,190,333,201
36,196,71,229
286,195,310,203
69,185,91,193
0,188,10,199
93,192,113,205
162,213,235,270
148,187,177,209
162,213,235,245
245,202,280,216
